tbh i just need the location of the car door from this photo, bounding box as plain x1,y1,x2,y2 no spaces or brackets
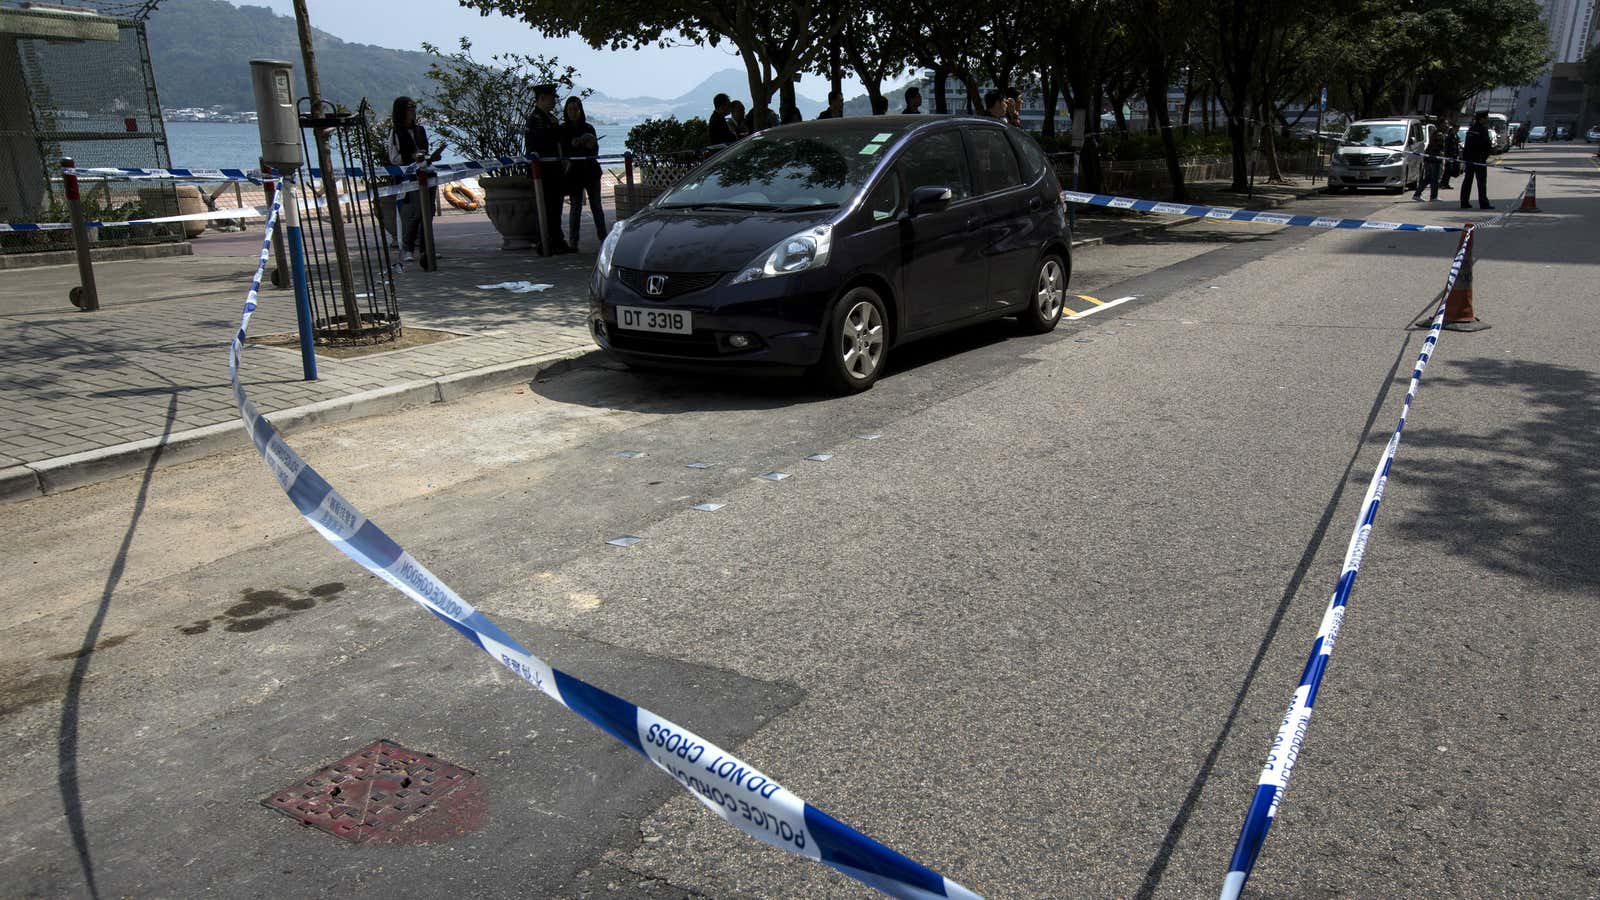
894,128,986,334
966,125,1035,314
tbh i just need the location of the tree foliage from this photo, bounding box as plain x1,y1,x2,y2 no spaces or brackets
419,38,585,160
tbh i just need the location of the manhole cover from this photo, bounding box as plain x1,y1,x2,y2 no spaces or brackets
263,739,476,843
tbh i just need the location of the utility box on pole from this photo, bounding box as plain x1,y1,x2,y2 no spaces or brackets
249,58,317,382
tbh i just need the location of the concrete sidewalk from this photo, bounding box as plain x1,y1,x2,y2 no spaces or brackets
0,176,1324,502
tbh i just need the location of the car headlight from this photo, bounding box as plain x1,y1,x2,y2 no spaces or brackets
595,221,625,279
1383,151,1404,164
730,224,833,285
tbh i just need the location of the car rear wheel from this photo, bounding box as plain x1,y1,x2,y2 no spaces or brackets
814,286,888,394
1019,253,1067,334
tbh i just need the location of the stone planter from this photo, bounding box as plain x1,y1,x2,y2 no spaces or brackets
137,184,207,238
614,182,665,220
480,174,538,250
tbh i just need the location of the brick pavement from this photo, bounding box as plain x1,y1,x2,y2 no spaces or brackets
0,218,600,473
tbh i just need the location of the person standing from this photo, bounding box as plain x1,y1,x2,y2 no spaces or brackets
982,90,1005,118
816,91,844,119
560,96,605,252
524,83,572,254
1440,119,1460,189
708,93,736,145
387,95,442,263
1412,125,1444,201
902,86,923,114
1459,110,1493,210
728,100,750,138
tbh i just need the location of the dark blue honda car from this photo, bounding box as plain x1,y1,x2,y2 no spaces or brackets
590,115,1071,393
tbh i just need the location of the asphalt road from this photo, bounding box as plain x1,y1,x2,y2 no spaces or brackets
2,145,1596,899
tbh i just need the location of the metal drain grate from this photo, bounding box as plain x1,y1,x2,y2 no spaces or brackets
262,739,475,843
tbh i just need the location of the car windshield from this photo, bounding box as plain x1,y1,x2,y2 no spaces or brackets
659,125,909,210
1345,124,1408,147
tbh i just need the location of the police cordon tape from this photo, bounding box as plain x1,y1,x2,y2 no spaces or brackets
1218,170,1532,896
0,205,268,233
228,195,980,900
1061,190,1466,232
1218,228,1472,900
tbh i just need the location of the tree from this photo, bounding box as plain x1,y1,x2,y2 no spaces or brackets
460,0,846,122
420,38,583,161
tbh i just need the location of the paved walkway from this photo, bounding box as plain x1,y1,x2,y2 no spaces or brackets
0,176,1322,498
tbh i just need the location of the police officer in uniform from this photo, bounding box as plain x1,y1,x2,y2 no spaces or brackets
524,83,573,254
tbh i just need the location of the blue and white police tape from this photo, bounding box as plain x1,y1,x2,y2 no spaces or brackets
1217,228,1473,900
310,151,629,183
1060,191,1463,233
229,196,979,900
63,166,264,182
1,205,266,233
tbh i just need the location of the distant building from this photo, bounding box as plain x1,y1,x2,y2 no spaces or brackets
1493,0,1599,130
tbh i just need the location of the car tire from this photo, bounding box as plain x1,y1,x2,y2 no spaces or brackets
814,285,889,395
1018,252,1068,334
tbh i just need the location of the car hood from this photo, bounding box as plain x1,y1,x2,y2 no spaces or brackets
612,206,837,274
1335,145,1401,157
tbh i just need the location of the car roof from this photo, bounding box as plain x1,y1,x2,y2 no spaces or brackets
1350,118,1416,125
756,113,1009,141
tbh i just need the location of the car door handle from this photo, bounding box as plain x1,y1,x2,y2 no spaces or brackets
1028,197,1042,210
965,217,978,230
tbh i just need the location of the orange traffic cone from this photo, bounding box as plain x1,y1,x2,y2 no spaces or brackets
1518,174,1541,212
1442,225,1489,332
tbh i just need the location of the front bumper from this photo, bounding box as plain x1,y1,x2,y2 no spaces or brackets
1328,161,1407,187
589,268,835,373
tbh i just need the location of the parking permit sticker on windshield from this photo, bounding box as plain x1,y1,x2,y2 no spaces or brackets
859,141,884,155
873,133,891,142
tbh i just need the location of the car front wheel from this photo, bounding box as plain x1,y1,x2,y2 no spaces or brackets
1019,253,1067,334
814,286,888,394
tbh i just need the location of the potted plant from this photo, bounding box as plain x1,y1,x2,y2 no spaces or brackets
421,38,584,250
617,116,710,218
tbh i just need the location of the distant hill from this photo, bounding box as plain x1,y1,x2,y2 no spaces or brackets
583,68,825,123
144,2,824,124
146,0,435,111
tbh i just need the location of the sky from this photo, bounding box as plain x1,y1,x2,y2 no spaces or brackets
249,0,884,101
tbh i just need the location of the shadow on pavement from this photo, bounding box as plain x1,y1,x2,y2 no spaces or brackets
56,392,177,900
1394,357,1600,591
532,316,1024,414
1135,332,1415,898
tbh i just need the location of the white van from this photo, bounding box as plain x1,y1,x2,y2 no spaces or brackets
1486,113,1510,152
1327,117,1426,194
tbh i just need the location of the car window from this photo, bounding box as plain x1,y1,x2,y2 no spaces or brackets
899,130,971,202
969,127,1022,195
863,168,902,223
658,124,912,210
1006,128,1050,183
1346,124,1408,147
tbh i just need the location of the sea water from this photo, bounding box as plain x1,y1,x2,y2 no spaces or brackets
163,121,637,171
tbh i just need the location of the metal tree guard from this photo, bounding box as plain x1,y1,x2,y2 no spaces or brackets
294,99,399,346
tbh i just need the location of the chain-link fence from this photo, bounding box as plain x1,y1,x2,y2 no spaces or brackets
0,3,179,255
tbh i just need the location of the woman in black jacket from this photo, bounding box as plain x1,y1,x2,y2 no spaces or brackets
560,96,606,251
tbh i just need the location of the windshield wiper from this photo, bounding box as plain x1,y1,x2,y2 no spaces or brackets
660,201,838,212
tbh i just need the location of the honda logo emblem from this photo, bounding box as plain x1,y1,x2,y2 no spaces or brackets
645,274,668,296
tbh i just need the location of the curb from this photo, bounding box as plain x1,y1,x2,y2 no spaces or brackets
3,343,599,504
0,240,194,271
1070,182,1327,248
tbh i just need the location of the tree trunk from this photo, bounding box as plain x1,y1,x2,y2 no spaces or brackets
1111,92,1128,132
829,43,842,100
1150,64,1187,201
743,50,773,119
1261,99,1285,182
1226,75,1251,191
780,79,797,118
933,64,949,113
1042,73,1059,137
292,0,358,332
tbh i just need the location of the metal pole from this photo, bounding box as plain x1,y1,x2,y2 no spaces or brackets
61,158,100,312
624,151,634,188
263,161,290,289
531,156,550,257
291,0,360,334
417,169,437,271
280,177,318,381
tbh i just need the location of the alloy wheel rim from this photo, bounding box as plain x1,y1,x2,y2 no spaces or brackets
839,296,884,380
1037,259,1064,321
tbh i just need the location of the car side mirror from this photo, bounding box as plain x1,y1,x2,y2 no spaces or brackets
909,185,953,216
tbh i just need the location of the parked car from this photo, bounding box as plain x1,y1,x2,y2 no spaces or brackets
1528,125,1549,142
589,116,1072,393
1554,125,1571,141
1327,117,1426,193
1586,124,1600,143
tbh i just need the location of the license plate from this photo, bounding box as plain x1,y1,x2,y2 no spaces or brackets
617,306,692,335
